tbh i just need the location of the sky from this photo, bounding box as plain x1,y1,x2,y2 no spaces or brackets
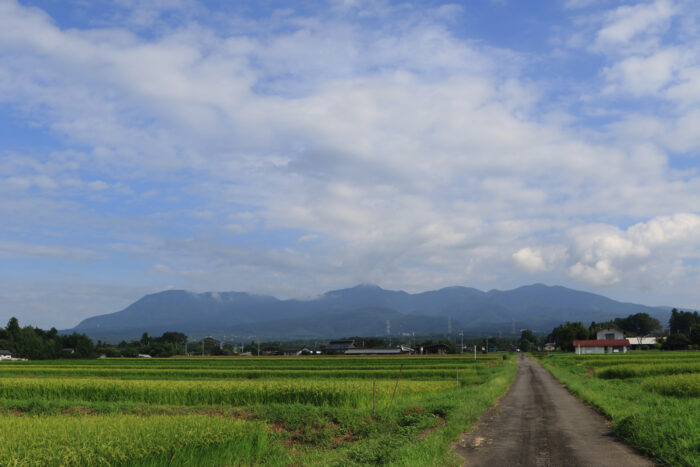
2,0,700,329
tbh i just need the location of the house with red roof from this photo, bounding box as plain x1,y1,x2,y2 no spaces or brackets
573,328,630,355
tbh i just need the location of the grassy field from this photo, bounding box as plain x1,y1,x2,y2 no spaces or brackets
0,354,516,466
538,352,700,466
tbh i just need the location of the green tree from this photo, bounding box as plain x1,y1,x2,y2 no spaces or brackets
549,322,589,351
159,331,187,346
670,309,700,336
520,329,538,352
614,313,662,336
664,333,691,350
690,324,700,346
6,317,20,340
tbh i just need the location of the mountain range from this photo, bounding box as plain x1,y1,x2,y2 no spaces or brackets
68,284,671,342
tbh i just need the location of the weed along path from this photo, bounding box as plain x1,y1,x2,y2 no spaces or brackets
455,354,654,467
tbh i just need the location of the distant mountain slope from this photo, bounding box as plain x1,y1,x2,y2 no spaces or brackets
70,283,669,341
227,307,461,340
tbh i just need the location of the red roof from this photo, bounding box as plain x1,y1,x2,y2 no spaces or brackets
573,339,630,347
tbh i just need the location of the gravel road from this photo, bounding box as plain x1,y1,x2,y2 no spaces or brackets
454,354,655,466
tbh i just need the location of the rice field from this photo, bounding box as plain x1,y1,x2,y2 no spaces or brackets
0,354,516,466
539,351,700,466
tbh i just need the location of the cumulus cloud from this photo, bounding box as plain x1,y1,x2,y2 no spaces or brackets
513,214,700,292
564,214,700,286
513,248,549,273
513,246,567,274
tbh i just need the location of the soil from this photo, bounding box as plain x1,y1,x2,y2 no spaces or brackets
454,354,655,467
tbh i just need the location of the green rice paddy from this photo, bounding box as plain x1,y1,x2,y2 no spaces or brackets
0,354,516,466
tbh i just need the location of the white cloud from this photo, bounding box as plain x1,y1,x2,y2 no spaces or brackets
564,0,612,9
603,48,680,94
0,241,99,262
594,0,677,51
567,0,700,157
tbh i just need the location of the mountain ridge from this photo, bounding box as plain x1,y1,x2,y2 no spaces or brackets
68,283,670,342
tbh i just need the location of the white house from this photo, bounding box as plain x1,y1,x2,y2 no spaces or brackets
0,350,12,360
574,329,630,354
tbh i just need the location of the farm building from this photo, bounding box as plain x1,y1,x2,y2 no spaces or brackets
627,336,658,349
345,345,414,355
573,328,630,354
283,347,322,356
324,340,356,354
0,350,12,360
573,340,630,354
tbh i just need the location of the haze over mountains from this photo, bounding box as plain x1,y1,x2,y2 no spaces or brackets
69,284,670,342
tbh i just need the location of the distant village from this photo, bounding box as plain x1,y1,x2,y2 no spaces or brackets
1,309,699,360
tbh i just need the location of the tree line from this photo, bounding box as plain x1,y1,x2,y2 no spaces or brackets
0,317,95,359
0,318,195,359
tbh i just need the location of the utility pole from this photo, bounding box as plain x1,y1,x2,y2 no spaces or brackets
459,331,464,354
386,320,391,347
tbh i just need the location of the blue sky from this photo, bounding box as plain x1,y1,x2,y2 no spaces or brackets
2,0,700,329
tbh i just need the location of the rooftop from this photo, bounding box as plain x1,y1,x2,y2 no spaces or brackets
573,339,630,347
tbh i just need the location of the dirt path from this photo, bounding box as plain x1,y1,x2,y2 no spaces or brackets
454,355,654,466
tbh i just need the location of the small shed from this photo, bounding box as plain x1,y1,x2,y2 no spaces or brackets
0,350,12,361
